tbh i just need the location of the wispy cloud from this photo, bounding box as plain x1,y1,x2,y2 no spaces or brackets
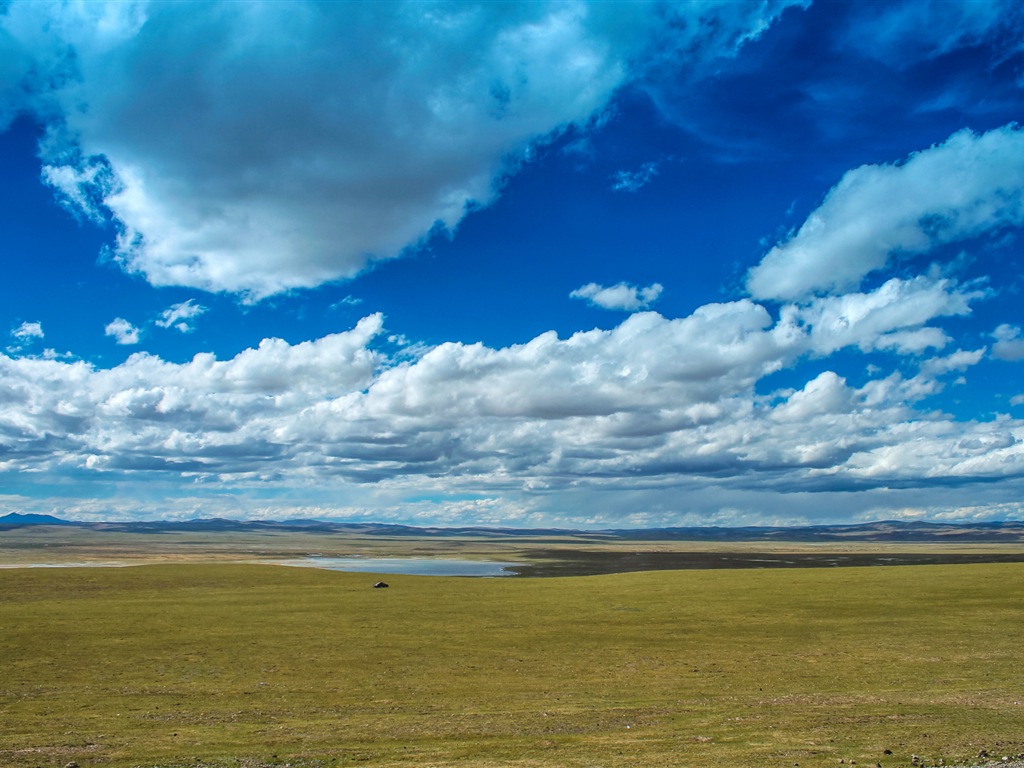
610,161,659,193
841,0,1024,64
330,295,364,311
570,282,663,311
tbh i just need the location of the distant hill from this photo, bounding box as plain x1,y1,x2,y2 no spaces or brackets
0,512,79,528
2,513,1023,542
605,520,1024,543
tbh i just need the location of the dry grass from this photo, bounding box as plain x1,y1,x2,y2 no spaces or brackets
2,561,1024,767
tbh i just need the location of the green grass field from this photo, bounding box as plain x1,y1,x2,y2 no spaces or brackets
2,562,1023,768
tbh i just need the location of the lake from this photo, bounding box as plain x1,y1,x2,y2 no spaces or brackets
278,556,523,577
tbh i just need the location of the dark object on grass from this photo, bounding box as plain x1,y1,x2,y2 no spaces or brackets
373,581,389,588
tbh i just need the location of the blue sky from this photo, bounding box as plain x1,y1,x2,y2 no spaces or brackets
2,0,1024,527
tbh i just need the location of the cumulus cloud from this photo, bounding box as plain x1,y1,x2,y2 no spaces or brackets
156,300,206,334
992,324,1024,362
747,125,1024,301
0,0,799,300
571,281,663,311
0,297,1016,516
104,317,141,346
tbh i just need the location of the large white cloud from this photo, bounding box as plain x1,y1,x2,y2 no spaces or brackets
0,0,800,299
747,125,1024,301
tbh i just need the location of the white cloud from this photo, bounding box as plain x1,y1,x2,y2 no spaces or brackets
0,0,800,300
156,299,206,334
571,281,663,311
611,161,658,192
919,347,986,378
747,125,1024,301
11,321,43,340
104,317,141,346
788,275,983,356
7,321,44,353
992,324,1024,362
873,328,951,354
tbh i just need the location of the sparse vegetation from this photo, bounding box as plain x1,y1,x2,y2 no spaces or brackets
3,560,1024,767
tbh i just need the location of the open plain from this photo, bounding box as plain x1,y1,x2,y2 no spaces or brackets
2,526,1024,768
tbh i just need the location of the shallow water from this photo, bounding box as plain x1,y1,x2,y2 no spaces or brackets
279,556,522,577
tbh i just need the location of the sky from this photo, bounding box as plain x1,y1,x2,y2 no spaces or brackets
2,0,1024,528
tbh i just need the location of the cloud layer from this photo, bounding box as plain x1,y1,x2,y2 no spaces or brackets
1,276,1017,523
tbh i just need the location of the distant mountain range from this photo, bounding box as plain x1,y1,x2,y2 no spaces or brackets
2,512,1023,542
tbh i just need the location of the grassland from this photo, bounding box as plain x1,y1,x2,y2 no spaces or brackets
3,559,1024,768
